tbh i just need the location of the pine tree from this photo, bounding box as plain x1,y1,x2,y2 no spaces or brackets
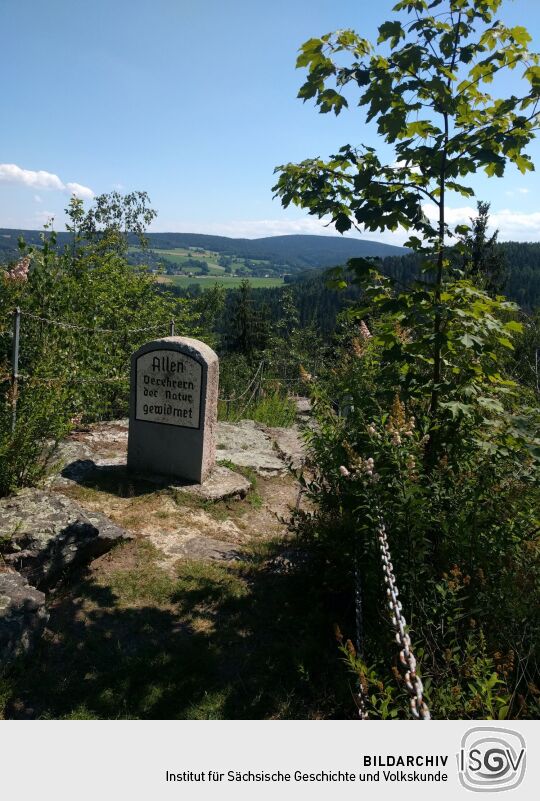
459,201,507,294
226,279,268,359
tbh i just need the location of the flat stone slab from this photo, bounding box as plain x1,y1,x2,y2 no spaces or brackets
216,420,285,476
148,530,244,569
0,490,132,588
172,465,251,501
50,420,129,460
53,458,252,505
264,426,306,471
46,427,129,488
54,457,128,488
48,419,303,484
0,571,48,665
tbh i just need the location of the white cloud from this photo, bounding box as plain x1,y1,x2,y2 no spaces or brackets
33,194,43,203
423,203,540,240
0,163,94,199
65,181,94,200
423,203,477,224
153,216,334,239
0,163,64,190
197,217,341,238
490,209,540,240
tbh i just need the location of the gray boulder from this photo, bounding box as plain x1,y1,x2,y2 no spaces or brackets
0,489,132,588
216,420,285,475
0,571,48,665
156,533,244,563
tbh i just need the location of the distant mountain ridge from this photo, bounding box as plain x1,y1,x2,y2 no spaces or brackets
0,229,407,269
144,232,408,266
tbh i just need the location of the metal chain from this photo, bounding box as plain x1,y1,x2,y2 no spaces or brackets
375,513,431,720
354,559,369,720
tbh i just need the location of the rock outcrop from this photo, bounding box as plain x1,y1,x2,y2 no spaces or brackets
263,426,306,471
1,417,309,665
0,489,132,589
216,420,286,475
0,571,48,666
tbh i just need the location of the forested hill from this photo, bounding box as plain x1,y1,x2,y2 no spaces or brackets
143,233,408,266
378,241,540,311
0,229,406,268
237,241,540,337
2,229,539,304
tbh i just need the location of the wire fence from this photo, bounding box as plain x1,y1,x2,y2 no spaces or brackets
218,360,265,403
20,311,171,336
0,308,177,429
17,374,129,385
1,307,314,429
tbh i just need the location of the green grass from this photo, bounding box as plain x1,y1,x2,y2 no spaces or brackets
218,390,297,427
0,538,351,720
129,246,224,274
161,275,284,290
129,247,283,285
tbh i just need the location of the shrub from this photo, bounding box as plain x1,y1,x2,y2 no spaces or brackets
294,283,540,719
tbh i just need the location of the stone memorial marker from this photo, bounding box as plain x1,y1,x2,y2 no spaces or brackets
127,336,219,483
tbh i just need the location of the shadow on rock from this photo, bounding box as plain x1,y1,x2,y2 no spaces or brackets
61,460,171,498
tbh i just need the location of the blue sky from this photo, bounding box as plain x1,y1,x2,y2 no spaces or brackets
1,0,539,243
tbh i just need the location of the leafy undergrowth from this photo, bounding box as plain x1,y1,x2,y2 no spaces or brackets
0,539,352,720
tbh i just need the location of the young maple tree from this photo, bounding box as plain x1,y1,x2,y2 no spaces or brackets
273,0,539,439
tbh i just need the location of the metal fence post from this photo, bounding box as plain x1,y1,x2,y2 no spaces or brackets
257,362,264,401
169,320,176,337
11,306,21,432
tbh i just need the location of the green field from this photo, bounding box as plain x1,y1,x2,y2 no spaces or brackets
149,248,224,272
158,275,284,290
129,246,284,279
